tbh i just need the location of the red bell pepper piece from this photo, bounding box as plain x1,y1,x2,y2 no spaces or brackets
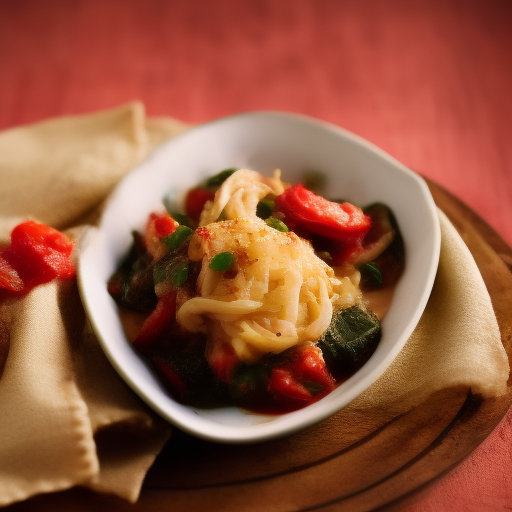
290,345,336,392
207,341,239,383
275,184,371,246
133,292,177,350
1,221,75,296
267,345,335,408
147,212,178,239
184,188,215,221
268,368,313,402
144,212,178,260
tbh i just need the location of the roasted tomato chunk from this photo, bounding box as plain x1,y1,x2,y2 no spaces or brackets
1,221,75,298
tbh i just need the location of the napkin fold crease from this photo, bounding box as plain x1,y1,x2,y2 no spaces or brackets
0,103,509,507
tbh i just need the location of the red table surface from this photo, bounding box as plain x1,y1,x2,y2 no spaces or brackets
1,1,511,511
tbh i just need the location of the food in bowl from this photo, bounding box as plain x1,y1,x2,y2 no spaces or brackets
108,168,404,413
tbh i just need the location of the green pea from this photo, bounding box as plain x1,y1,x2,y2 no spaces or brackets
265,216,289,232
256,198,275,219
163,225,193,251
209,252,234,271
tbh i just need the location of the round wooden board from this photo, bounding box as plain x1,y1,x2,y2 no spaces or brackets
6,180,512,512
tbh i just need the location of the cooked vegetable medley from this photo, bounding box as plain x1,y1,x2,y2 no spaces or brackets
108,169,404,413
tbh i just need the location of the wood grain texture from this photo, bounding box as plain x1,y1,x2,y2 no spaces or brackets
4,182,512,512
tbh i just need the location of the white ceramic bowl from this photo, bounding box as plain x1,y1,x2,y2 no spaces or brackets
78,111,440,444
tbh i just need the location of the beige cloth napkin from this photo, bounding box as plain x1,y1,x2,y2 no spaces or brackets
0,103,509,507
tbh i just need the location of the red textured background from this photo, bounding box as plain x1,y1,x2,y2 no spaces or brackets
1,1,511,511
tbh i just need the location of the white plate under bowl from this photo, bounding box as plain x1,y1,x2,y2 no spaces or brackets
78,111,440,444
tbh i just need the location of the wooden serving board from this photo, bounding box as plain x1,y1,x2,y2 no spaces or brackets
7,181,512,512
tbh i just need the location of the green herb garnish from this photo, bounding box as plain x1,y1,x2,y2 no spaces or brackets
265,217,289,232
303,381,324,396
205,168,237,188
169,211,193,227
163,225,193,251
172,262,189,286
153,256,190,287
358,262,383,285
